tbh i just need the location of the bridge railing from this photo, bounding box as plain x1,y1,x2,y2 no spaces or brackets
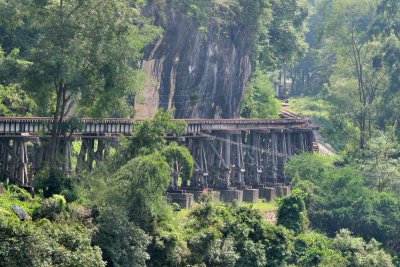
0,117,314,135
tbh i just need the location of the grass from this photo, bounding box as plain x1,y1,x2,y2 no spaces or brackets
241,200,278,212
0,189,41,218
175,199,278,223
283,96,332,118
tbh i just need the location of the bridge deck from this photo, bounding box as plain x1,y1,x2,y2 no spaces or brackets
0,117,315,136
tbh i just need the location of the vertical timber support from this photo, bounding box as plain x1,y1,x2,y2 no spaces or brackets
64,140,73,176
0,138,31,186
236,133,245,187
224,133,231,189
0,138,9,183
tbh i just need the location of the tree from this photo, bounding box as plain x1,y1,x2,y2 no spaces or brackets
241,70,280,118
322,0,387,148
0,216,105,266
371,0,400,132
357,127,400,194
290,231,348,267
161,143,194,189
0,47,36,116
332,229,394,267
286,153,400,255
277,189,309,234
260,0,309,68
0,0,161,167
93,208,150,267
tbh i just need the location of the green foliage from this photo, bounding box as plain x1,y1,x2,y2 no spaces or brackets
33,167,72,198
0,0,162,118
0,84,36,116
72,111,194,266
112,152,171,227
370,0,400,131
161,142,194,184
170,0,308,68
0,216,105,267
354,128,400,194
241,70,280,118
266,0,309,65
8,184,33,202
0,188,40,217
109,110,187,170
0,189,104,266
287,97,359,151
286,153,334,184
332,229,395,267
287,153,400,256
290,0,399,149
34,195,67,221
277,189,309,234
0,47,36,116
186,200,291,266
290,231,348,267
93,208,150,267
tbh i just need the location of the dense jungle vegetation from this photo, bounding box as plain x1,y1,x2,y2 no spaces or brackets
1,0,400,266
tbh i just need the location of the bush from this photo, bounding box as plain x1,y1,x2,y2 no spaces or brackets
332,229,394,267
0,216,105,266
290,231,348,267
241,70,280,119
69,203,92,224
93,208,150,267
34,194,67,221
186,201,291,267
9,184,33,202
34,167,69,198
277,189,309,234
286,153,400,255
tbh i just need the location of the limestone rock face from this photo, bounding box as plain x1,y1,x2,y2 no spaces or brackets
138,2,252,119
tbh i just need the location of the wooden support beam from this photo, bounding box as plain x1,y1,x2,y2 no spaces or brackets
64,141,73,176
0,139,8,183
224,133,231,189
208,142,229,169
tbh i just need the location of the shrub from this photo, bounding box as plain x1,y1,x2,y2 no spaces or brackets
34,167,69,198
34,194,67,221
9,184,33,202
277,189,309,234
0,216,105,266
93,208,150,267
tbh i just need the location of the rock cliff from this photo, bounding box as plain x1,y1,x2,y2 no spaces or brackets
136,1,253,119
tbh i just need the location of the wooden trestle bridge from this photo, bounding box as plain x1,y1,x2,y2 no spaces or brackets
0,117,316,191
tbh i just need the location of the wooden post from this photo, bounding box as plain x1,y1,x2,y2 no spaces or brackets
0,139,8,183
76,139,88,173
201,139,209,188
300,133,305,152
95,139,106,164
224,133,231,189
271,133,278,184
236,134,244,186
64,140,73,176
87,139,95,170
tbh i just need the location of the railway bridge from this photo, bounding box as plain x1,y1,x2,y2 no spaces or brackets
0,117,316,199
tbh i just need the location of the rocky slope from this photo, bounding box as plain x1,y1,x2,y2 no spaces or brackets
136,1,253,119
